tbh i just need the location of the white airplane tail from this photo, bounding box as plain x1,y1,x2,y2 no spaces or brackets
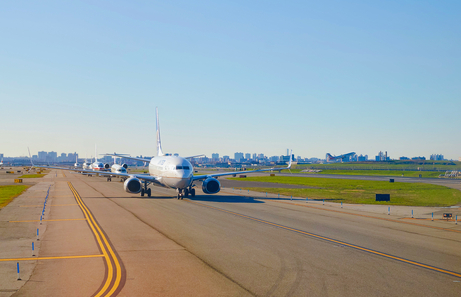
288,150,293,169
156,107,164,156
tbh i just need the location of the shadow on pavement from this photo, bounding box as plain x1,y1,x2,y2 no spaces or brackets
187,195,264,203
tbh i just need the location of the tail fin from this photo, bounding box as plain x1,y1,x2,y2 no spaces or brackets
28,147,35,167
156,107,164,156
287,150,293,170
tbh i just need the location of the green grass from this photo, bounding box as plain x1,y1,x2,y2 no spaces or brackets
0,185,30,209
284,169,443,178
19,174,46,178
228,176,461,207
296,160,461,171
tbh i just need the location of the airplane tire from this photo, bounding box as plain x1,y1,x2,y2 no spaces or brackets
147,188,151,197
141,189,145,197
191,189,196,197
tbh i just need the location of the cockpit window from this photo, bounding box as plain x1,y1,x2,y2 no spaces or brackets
175,166,190,170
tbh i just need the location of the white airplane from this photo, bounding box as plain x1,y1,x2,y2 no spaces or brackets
80,146,110,172
0,159,3,166
31,108,291,199
74,155,79,168
104,108,292,199
104,156,129,181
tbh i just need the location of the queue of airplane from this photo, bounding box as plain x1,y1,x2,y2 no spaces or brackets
31,108,291,199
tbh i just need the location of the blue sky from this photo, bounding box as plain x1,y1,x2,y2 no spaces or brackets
1,1,460,160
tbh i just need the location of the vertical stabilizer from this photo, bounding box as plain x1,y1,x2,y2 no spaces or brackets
156,107,164,156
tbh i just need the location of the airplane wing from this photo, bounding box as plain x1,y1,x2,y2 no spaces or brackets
192,154,292,182
184,154,205,159
33,164,162,185
103,153,151,163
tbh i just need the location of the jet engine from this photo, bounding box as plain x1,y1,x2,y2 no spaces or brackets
104,163,110,169
202,178,221,194
122,163,128,169
124,177,142,194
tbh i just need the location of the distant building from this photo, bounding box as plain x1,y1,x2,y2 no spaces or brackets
38,151,47,161
357,154,368,162
245,153,251,160
211,153,219,161
430,154,444,161
223,155,230,162
269,156,279,162
375,151,389,161
47,151,57,162
280,154,294,162
411,156,426,160
234,152,244,162
399,157,410,160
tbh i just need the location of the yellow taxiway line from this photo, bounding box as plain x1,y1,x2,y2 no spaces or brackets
225,190,461,234
68,182,123,297
186,199,461,279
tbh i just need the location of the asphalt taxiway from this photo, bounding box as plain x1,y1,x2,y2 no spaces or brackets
1,170,461,296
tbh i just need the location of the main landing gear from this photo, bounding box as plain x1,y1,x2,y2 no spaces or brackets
140,181,152,197
177,187,196,200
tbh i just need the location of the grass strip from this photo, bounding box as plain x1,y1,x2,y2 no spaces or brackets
282,169,442,178
0,185,30,209
18,174,46,178
229,176,461,207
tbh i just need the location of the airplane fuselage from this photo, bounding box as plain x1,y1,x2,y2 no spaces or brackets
90,162,106,171
148,155,194,189
111,164,127,174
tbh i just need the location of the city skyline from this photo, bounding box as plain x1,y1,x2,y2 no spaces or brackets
1,2,460,159
0,149,454,163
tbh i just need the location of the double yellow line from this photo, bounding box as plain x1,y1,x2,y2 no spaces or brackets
187,200,461,279
68,182,123,296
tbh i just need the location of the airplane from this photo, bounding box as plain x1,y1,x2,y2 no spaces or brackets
31,108,291,199
74,155,79,168
104,155,129,181
326,152,356,163
0,159,3,166
80,146,110,172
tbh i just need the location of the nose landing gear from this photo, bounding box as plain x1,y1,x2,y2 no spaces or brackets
140,181,152,197
177,188,184,200
177,187,195,200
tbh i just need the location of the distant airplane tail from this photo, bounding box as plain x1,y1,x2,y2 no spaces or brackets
288,150,293,169
156,107,164,156
326,153,334,162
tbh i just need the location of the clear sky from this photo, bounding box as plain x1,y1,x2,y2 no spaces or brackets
1,1,460,160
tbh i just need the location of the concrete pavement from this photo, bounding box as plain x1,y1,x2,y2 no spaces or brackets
1,170,461,296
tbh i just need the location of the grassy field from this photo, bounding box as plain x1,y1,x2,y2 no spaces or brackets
283,169,443,178
228,176,461,207
19,174,46,178
297,160,461,171
0,185,30,209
